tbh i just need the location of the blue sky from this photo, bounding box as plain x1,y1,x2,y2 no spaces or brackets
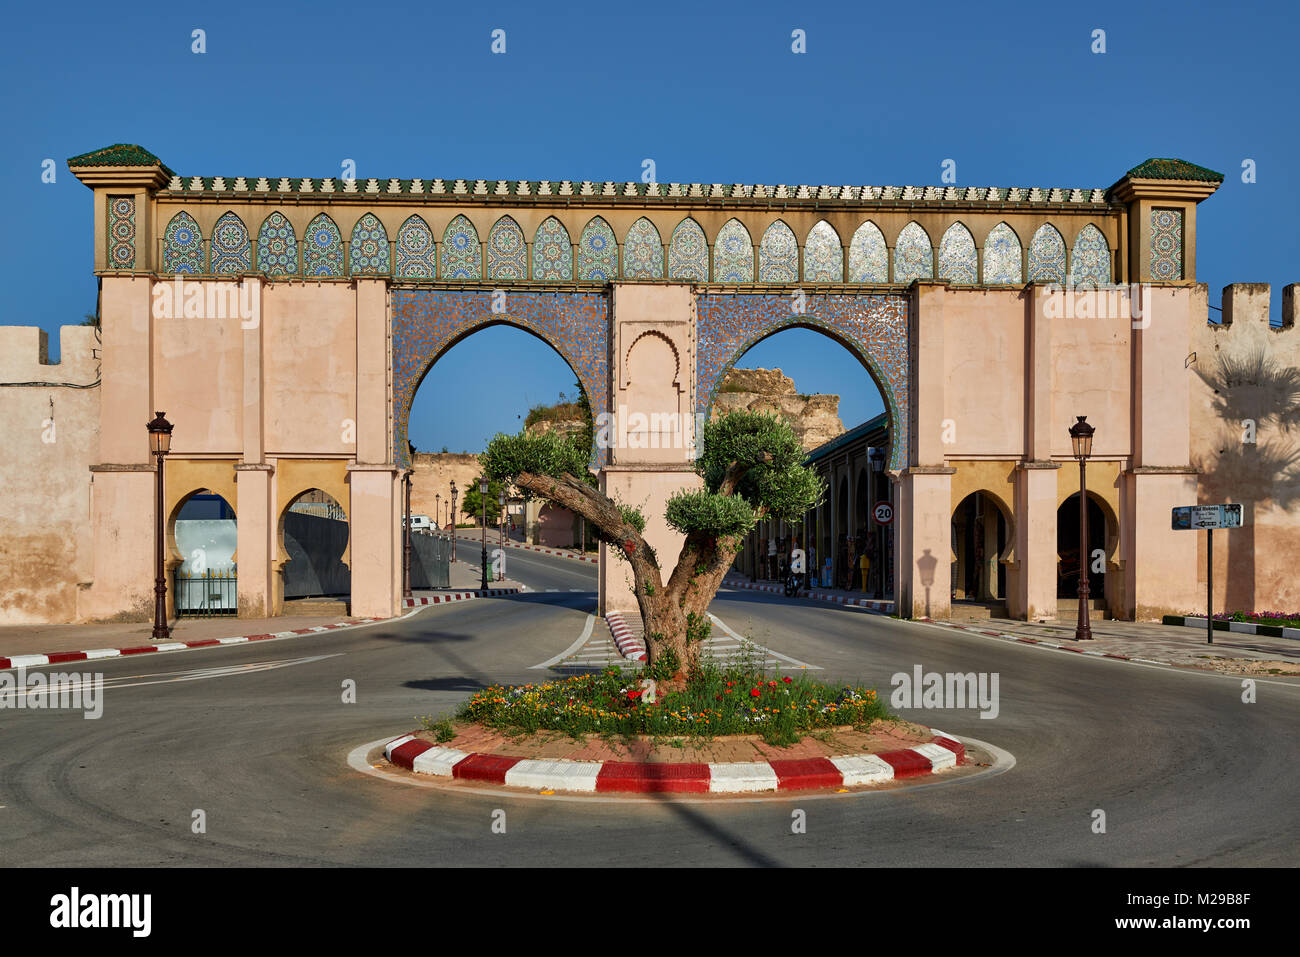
5,0,1296,452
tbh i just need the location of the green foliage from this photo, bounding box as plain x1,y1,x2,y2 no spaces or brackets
617,503,646,534
665,488,756,537
686,611,711,644
458,665,889,746
481,430,588,482
693,410,824,521
419,716,456,743
460,477,507,522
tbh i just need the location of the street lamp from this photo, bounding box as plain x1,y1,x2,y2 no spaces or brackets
436,492,441,529
403,470,413,599
1069,416,1096,641
449,481,457,563
869,446,886,599
147,412,173,641
498,489,507,580
479,476,490,591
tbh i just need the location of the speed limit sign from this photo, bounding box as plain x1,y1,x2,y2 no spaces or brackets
872,502,894,525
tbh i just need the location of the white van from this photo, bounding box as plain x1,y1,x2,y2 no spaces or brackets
407,514,434,532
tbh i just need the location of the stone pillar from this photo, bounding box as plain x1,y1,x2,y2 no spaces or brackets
234,463,274,617
599,284,702,614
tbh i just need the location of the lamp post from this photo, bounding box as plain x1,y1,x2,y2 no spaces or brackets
479,476,490,591
147,412,174,641
403,470,412,599
498,490,507,580
449,481,457,563
869,446,886,599
436,492,441,529
1069,416,1096,641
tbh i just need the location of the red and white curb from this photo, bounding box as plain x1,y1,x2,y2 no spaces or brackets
0,618,383,672
404,588,520,608
384,729,965,793
605,610,647,662
724,578,895,613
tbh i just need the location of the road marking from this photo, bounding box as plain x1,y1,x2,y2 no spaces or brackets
707,614,821,670
11,654,345,694
530,613,597,669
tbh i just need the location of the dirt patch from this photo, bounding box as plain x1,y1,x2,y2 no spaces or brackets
411,717,935,764
1188,657,1300,677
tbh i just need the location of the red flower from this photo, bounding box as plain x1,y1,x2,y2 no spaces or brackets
768,680,778,688
750,688,761,698
627,689,643,700
782,677,792,684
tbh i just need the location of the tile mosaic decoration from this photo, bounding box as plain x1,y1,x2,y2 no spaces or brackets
1026,223,1066,283
396,215,436,278
758,220,798,283
532,216,573,280
1149,208,1183,281
578,217,618,281
695,292,910,471
108,195,136,270
441,214,481,280
302,213,344,277
349,213,390,275
893,222,932,283
1068,223,1111,286
391,290,610,468
211,212,251,274
623,217,664,279
668,218,708,281
847,221,888,282
162,211,203,273
487,216,527,280
982,222,1022,284
256,211,298,276
938,223,977,284
804,220,843,282
713,218,754,282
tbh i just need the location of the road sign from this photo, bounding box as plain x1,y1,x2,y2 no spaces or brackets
873,502,894,525
1171,504,1244,530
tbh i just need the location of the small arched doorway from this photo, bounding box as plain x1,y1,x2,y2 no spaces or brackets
1057,493,1107,600
171,491,237,617
951,491,1009,604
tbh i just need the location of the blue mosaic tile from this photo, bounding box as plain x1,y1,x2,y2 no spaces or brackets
804,221,843,282
1027,223,1066,283
487,216,526,280
108,196,135,270
982,222,1021,284
162,211,203,274
302,213,344,277
938,223,977,284
578,217,618,281
441,214,481,279
758,220,798,283
893,222,932,283
210,212,251,274
713,219,753,282
396,215,436,278
532,217,573,280
391,290,610,469
1069,223,1111,286
668,218,708,281
349,213,390,275
1149,208,1183,281
847,221,888,283
695,293,909,471
623,217,664,279
256,211,298,276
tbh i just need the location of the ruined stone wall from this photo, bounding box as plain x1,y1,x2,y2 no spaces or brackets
408,452,486,526
0,326,100,623
1190,283,1300,613
709,367,845,451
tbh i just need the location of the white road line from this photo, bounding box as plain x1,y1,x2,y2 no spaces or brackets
707,613,821,670
530,613,597,669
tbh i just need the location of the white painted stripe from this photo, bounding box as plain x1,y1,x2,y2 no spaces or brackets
912,742,958,770
708,762,780,792
153,642,188,652
531,614,598,669
830,753,895,785
82,648,124,659
504,759,601,792
6,654,50,667
215,636,249,645
411,746,471,776
1284,627,1300,640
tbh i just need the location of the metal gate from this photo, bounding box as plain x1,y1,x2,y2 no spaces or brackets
175,567,238,617
410,531,451,589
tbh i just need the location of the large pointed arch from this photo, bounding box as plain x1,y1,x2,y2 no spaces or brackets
694,292,910,471
162,211,204,274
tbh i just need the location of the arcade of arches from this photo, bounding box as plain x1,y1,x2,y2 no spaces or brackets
14,144,1300,626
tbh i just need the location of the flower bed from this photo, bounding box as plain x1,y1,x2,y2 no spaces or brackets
1217,610,1300,629
457,664,889,747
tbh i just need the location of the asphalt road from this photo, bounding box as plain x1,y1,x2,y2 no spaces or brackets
2,546,1296,867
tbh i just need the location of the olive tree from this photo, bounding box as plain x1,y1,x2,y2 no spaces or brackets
481,410,823,686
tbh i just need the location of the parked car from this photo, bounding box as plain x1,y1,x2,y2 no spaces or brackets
406,514,434,532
